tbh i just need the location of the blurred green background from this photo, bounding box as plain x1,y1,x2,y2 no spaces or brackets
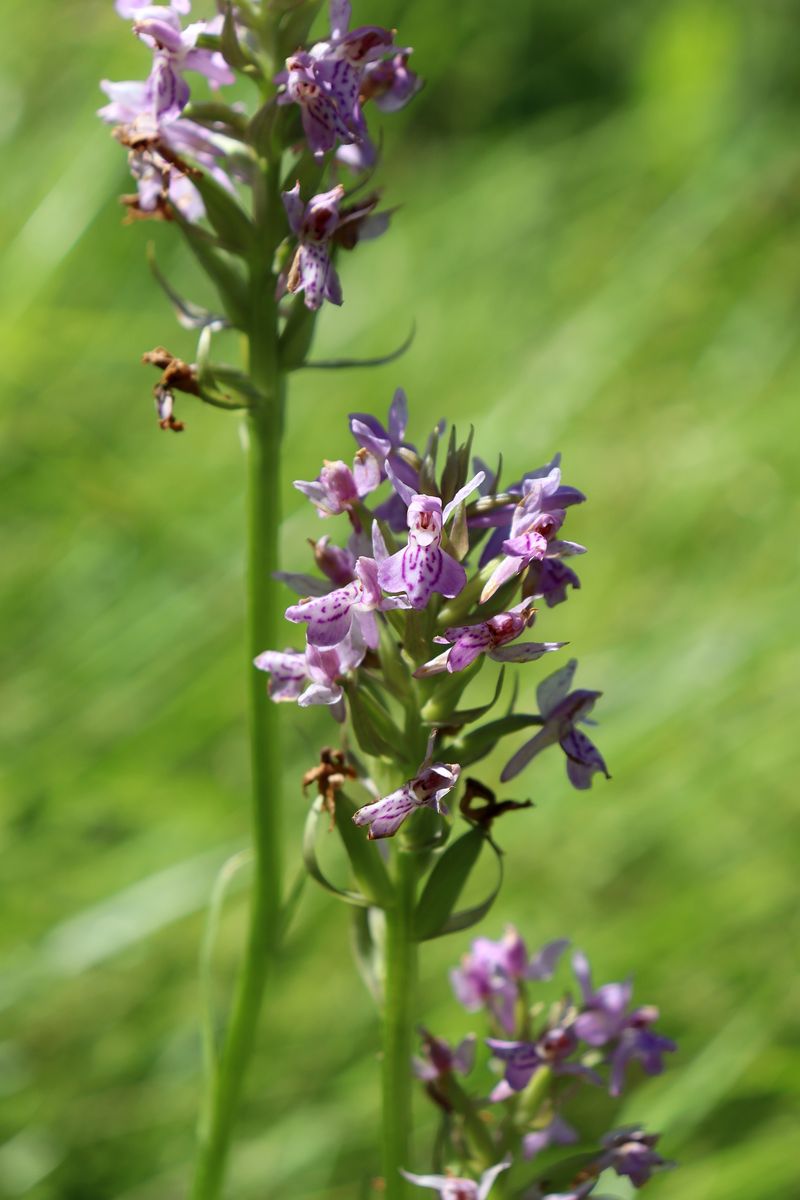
1,0,799,1197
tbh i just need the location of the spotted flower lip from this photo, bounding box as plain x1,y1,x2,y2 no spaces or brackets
277,0,404,158
400,1160,510,1200
352,761,460,839
284,556,410,650
377,468,484,609
414,600,565,677
281,183,390,310
500,659,609,788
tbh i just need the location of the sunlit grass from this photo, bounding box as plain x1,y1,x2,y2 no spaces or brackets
1,2,798,1198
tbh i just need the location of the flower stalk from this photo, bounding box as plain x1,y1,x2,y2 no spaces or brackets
191,164,286,1200
382,846,419,1200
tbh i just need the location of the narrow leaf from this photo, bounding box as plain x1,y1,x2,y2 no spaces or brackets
191,171,255,255
413,827,484,941
172,208,248,327
446,713,545,767
147,243,228,331
345,681,402,760
415,830,504,940
334,792,395,909
300,323,415,371
302,794,371,907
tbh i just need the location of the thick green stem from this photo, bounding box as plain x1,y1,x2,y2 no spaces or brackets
382,848,419,1200
190,163,285,1200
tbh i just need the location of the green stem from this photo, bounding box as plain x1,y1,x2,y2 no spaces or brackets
190,161,285,1200
382,848,419,1199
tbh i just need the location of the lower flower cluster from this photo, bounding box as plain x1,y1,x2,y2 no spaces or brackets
404,927,676,1199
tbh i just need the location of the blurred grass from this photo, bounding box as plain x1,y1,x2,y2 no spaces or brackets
1,1,799,1198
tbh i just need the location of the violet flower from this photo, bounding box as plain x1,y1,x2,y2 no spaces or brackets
285,555,409,650
282,184,346,309
522,1113,579,1161
273,535,359,600
500,659,609,788
412,1029,476,1082
451,929,569,1033
475,455,585,569
595,1127,671,1188
294,452,381,517
525,557,581,608
361,50,422,112
352,760,460,839
378,470,484,609
98,73,235,222
350,388,419,490
415,601,564,677
479,462,586,604
281,183,389,309
572,952,677,1096
278,1,396,158
487,1026,602,1098
254,631,366,721
123,4,233,121
400,1161,510,1200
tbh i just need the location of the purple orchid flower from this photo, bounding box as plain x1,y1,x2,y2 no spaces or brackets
608,1016,677,1098
274,535,358,600
572,952,677,1096
350,389,420,531
595,1127,671,1188
282,183,346,309
451,929,569,1033
254,629,366,721
487,1025,602,1099
294,451,382,518
98,69,236,223
277,1,395,158
281,183,389,309
474,454,585,567
479,461,586,604
361,49,422,112
312,535,357,586
525,557,582,608
377,469,485,609
116,0,190,16
400,1161,510,1200
117,4,233,121
412,1029,476,1082
414,600,565,677
500,659,609,788
285,555,409,650
352,760,460,840
522,1113,579,1161
350,388,419,487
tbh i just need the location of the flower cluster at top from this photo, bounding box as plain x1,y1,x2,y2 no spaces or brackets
256,390,609,838
98,0,420,310
403,926,676,1199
